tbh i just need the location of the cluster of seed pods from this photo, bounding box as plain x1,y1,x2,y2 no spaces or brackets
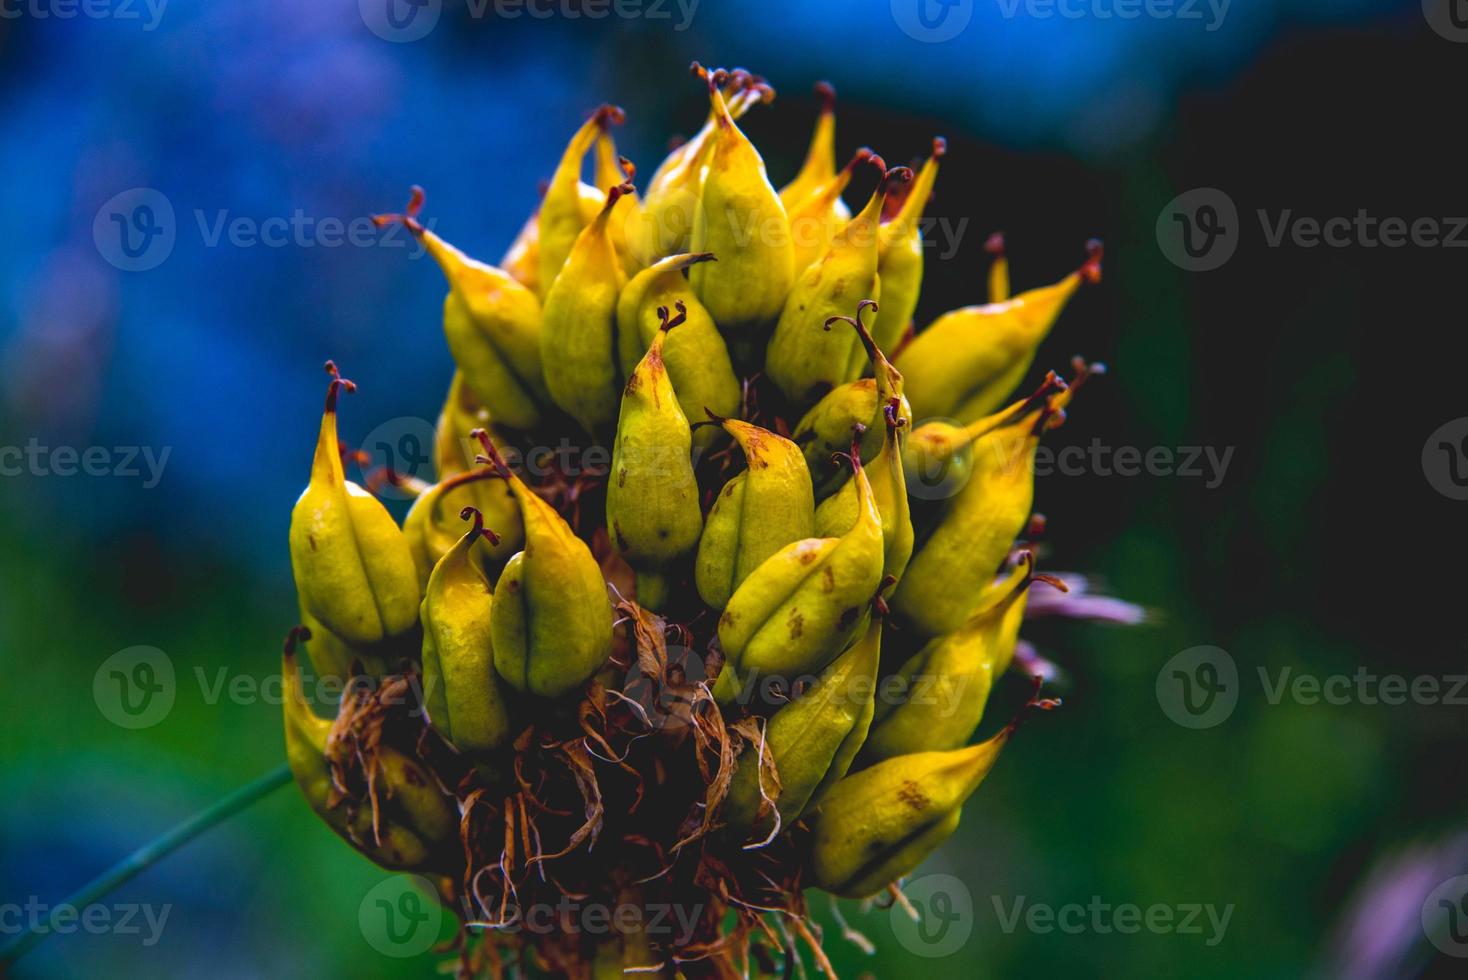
282,64,1121,977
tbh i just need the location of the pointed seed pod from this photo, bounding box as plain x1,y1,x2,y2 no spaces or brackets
902,372,1066,509
712,427,885,704
891,362,1098,636
815,395,914,593
868,138,945,353
605,303,705,611
420,506,514,756
986,231,1009,302
373,188,549,431
539,104,625,295
862,552,1064,764
289,362,420,649
283,629,451,869
474,430,613,697
778,81,844,213
694,413,816,610
791,300,912,499
766,160,912,406
594,131,644,276
785,147,870,278
540,183,634,435
724,615,881,840
897,240,1102,423
688,63,796,342
807,730,1011,898
615,252,741,450
403,465,519,591
638,71,772,265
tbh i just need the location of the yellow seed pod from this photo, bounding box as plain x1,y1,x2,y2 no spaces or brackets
712,431,885,704
901,372,1066,508
605,304,705,610
791,300,911,499
474,432,613,698
539,183,633,435
891,366,1093,637
288,363,420,649
593,128,644,277
897,241,1102,424
867,138,945,353
778,81,842,212
688,63,795,343
814,398,913,594
403,466,520,593
807,731,1011,898
986,231,1010,302
637,71,771,265
615,252,741,451
420,506,514,756
538,104,625,296
766,161,911,407
694,415,815,610
862,553,1062,764
723,615,881,839
499,204,542,294
283,629,453,870
373,189,548,431
784,148,866,278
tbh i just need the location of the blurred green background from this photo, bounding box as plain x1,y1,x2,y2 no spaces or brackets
3,1,1466,977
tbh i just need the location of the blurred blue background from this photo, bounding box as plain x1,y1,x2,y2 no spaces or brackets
3,1,1466,977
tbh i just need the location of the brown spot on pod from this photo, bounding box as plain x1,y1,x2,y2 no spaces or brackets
897,780,930,812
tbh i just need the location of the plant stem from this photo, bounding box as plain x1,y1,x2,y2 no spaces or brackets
0,763,292,969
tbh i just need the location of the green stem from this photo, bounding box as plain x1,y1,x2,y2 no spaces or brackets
0,763,292,969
